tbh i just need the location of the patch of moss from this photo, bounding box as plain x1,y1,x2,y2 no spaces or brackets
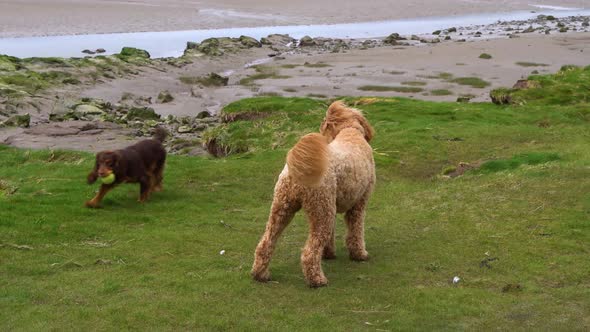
401,81,427,86
515,62,549,67
430,89,453,96
358,85,424,93
479,53,492,59
450,77,490,88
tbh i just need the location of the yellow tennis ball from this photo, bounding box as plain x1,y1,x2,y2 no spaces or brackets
100,173,116,185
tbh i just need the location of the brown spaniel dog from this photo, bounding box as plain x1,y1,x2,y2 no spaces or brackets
86,128,167,208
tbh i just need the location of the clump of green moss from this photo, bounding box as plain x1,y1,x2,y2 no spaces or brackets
430,89,453,96
358,85,424,93
450,77,490,88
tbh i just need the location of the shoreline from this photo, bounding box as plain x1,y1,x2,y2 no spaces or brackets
0,0,588,39
1,9,590,58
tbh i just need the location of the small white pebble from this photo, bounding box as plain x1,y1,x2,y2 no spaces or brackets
219,250,226,255
453,276,461,284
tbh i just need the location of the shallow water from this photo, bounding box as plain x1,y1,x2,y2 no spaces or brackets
0,7,588,59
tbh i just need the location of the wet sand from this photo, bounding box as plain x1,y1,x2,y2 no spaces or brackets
0,0,588,38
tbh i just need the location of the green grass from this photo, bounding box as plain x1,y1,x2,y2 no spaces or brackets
2,68,590,330
450,77,491,88
358,85,424,93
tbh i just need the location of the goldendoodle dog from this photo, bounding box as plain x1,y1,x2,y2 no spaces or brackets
251,101,375,287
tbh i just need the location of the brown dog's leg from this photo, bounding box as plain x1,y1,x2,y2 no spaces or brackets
301,197,336,288
345,192,370,261
252,190,300,282
85,184,114,208
153,163,164,192
322,219,337,259
138,177,151,203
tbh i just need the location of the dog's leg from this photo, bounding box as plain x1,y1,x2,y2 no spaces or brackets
322,218,337,259
153,165,164,192
251,191,300,282
301,198,336,287
85,184,114,208
345,191,370,261
138,177,151,202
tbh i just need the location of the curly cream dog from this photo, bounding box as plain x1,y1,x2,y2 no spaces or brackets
251,101,375,287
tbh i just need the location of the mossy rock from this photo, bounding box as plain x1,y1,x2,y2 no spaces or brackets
157,90,174,103
384,33,404,45
196,111,211,119
299,36,316,47
115,47,151,63
119,47,150,59
0,55,21,72
75,104,105,115
1,113,30,128
239,35,262,48
195,38,224,56
127,107,160,121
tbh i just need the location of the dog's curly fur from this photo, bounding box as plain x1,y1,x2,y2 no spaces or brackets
252,101,375,287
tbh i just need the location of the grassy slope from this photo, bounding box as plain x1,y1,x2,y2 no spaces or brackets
1,68,590,330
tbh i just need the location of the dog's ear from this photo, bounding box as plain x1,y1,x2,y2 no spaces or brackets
356,113,374,142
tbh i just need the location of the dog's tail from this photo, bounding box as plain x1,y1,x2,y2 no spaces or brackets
286,133,329,187
153,127,168,143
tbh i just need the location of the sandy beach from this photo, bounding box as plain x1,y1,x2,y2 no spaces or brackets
0,0,589,37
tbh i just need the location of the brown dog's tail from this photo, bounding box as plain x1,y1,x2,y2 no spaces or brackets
286,133,329,187
153,127,168,143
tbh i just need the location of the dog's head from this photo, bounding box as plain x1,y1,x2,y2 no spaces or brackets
320,101,374,142
87,151,120,184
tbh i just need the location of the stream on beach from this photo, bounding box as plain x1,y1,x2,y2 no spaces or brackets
0,7,589,58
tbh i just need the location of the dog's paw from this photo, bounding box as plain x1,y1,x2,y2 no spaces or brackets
85,200,100,208
350,250,370,261
251,269,271,283
307,275,328,288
